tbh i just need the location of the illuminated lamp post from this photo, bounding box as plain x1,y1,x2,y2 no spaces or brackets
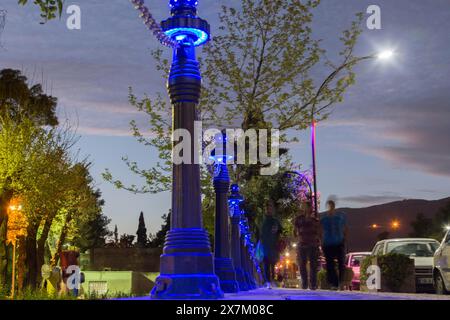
245,241,257,289
6,201,27,300
211,133,239,293
228,184,248,291
148,0,223,299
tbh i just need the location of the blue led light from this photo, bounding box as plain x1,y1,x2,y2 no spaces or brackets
176,34,187,41
165,27,209,46
209,155,234,163
169,0,198,8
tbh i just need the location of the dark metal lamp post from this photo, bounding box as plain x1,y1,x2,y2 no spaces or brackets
211,134,239,293
228,184,248,291
240,217,257,290
150,0,223,299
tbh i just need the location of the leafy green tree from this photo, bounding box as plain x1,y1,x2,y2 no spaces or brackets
119,234,135,248
0,68,103,289
0,115,71,288
0,117,104,288
409,213,435,238
53,165,108,259
0,186,13,287
434,202,450,237
0,69,58,126
408,202,450,241
71,211,111,253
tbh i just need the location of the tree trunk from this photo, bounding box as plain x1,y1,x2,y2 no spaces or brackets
52,211,73,267
24,226,38,289
17,236,27,294
0,190,13,288
0,217,8,289
36,215,54,284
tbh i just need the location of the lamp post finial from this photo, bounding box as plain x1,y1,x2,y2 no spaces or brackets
169,0,198,15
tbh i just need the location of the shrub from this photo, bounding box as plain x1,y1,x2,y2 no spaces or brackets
378,253,413,292
317,267,353,289
317,269,330,290
360,255,373,284
360,253,414,292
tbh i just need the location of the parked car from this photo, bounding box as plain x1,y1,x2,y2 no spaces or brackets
345,252,371,290
433,229,450,295
371,238,440,292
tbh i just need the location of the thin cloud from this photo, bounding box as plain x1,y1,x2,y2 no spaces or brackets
340,194,406,205
77,126,134,137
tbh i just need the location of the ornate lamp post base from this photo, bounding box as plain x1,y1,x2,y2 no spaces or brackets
151,228,223,299
151,274,222,299
240,228,257,290
234,267,249,291
214,257,239,293
244,269,256,290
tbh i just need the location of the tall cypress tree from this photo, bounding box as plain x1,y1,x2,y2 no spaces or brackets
114,225,119,245
136,212,147,248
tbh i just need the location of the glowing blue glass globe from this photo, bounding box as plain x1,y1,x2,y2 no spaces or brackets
162,0,210,47
164,27,209,46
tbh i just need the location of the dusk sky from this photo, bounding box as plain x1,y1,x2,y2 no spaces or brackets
1,0,449,236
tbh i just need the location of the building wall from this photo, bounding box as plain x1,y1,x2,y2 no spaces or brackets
81,271,159,297
87,248,162,272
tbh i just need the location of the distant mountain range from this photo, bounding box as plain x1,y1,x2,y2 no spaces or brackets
337,197,450,252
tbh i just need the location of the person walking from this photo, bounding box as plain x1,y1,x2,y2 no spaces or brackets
260,200,282,289
320,199,348,290
294,200,321,290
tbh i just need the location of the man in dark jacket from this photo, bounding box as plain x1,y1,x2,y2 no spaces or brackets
261,200,282,289
294,200,321,290
320,199,348,290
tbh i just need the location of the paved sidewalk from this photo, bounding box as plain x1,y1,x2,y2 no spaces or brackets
222,288,450,300
127,288,450,300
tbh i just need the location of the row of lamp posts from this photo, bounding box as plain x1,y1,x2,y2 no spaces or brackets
212,138,259,293
139,0,258,299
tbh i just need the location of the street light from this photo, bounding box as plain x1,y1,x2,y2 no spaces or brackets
371,224,379,229
377,49,395,60
309,48,396,219
391,220,400,230
8,205,22,211
6,199,27,300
